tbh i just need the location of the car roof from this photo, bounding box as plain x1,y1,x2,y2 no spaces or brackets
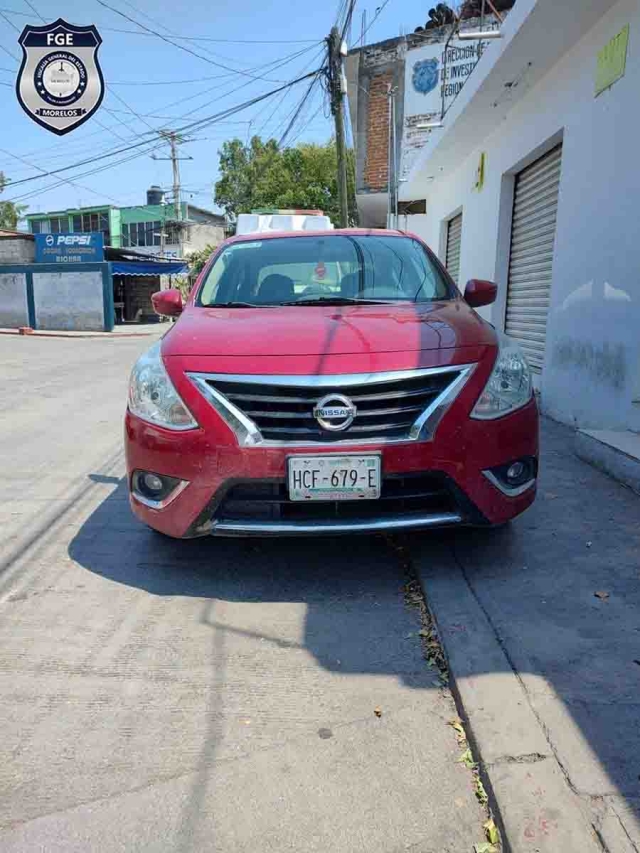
224,228,413,245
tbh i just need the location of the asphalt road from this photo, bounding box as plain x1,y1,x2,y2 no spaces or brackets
0,334,485,852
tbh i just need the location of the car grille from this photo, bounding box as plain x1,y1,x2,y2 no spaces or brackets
213,473,459,523
201,370,464,443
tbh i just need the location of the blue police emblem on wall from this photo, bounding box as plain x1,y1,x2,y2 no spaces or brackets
412,58,440,95
16,19,104,135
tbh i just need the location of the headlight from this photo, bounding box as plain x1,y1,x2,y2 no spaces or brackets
471,332,532,419
128,341,197,430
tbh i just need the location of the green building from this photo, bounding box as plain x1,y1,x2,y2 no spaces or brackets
23,188,226,324
25,186,225,258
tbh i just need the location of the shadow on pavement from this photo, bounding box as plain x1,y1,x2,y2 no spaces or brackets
69,484,432,684
67,416,640,846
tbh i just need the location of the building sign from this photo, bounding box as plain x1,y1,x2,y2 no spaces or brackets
595,24,629,96
401,31,497,180
34,232,104,264
16,19,104,135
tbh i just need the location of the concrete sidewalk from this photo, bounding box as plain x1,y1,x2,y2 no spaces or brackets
407,417,640,853
0,322,166,339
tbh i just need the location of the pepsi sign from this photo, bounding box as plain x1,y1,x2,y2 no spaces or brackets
35,231,104,263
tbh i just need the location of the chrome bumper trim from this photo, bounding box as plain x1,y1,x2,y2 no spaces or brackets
210,512,463,537
482,470,536,498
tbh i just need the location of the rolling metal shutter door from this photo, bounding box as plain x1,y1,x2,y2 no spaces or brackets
445,213,463,286
506,145,562,372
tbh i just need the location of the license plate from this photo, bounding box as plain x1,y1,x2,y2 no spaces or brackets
288,455,381,501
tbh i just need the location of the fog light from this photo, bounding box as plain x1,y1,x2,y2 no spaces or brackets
484,456,538,496
131,470,186,507
506,461,526,483
142,473,164,493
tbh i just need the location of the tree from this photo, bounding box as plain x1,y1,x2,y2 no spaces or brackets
214,137,358,226
187,244,217,277
0,173,27,230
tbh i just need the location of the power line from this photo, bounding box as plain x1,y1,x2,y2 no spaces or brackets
22,0,46,23
355,0,392,46
0,6,319,41
99,26,320,45
0,43,318,174
0,9,19,31
4,68,322,194
0,40,18,62
254,43,327,138
277,74,322,148
288,101,324,147
106,85,158,133
108,41,321,87
96,0,294,84
0,44,318,180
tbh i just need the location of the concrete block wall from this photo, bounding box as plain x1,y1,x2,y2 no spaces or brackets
0,237,35,264
0,272,29,327
33,270,105,331
0,263,114,331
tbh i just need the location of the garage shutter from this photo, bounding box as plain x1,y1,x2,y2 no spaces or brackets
445,213,463,286
506,145,562,372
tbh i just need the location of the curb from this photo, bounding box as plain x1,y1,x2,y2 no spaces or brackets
0,329,160,340
410,541,602,853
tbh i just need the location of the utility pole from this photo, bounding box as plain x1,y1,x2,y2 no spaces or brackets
328,26,349,228
152,131,193,256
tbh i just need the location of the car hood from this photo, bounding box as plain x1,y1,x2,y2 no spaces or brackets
162,301,496,358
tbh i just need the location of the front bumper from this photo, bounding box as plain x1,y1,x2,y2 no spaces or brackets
125,398,539,538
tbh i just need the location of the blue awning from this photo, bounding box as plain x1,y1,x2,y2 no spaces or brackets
111,260,188,276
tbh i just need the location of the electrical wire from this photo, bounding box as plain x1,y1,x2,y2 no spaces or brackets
0,9,19,31
355,0,392,45
96,0,295,84
22,0,45,23
288,101,324,147
0,43,318,174
277,74,322,148
3,68,322,195
106,85,158,132
254,43,327,138
0,41,18,62
99,26,319,45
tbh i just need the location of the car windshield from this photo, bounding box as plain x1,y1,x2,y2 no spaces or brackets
196,234,454,307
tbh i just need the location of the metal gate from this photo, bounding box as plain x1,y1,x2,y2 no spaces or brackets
445,213,463,286
506,145,563,372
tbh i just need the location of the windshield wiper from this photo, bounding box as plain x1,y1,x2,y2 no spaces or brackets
279,296,396,306
210,301,271,308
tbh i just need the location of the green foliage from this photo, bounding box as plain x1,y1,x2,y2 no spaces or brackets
0,172,27,230
187,244,217,277
214,136,357,226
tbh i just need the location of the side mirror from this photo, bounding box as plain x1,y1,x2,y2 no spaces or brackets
464,279,497,308
151,288,183,317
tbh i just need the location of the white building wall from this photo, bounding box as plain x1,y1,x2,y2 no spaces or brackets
406,0,640,432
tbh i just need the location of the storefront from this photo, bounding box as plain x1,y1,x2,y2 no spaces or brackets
106,250,188,324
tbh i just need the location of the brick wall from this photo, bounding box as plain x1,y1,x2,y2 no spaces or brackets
364,72,392,192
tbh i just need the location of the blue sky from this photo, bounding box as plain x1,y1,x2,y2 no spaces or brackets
0,0,427,217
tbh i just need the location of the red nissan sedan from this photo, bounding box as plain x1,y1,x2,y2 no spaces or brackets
125,229,538,538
